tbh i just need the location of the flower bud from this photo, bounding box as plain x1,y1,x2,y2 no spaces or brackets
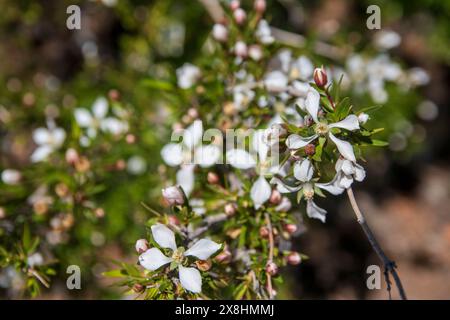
254,0,266,13
135,239,149,254
215,247,232,264
313,67,328,88
195,260,212,271
234,41,248,58
207,172,220,185
212,24,228,42
287,252,302,265
55,183,69,198
230,0,240,11
233,8,246,25
115,159,126,170
248,45,263,61
75,156,91,173
95,208,105,218
224,203,237,216
275,197,292,212
0,207,5,219
283,223,297,234
65,148,79,165
305,143,316,156
132,283,145,293
358,112,369,124
108,89,121,101
269,189,282,205
265,262,278,276
187,108,199,119
168,215,180,226
1,169,21,185
126,134,136,144
259,226,270,238
162,186,185,206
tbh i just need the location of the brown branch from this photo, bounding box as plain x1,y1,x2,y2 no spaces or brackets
346,187,407,300
264,213,274,300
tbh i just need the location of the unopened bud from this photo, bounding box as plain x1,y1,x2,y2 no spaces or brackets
305,143,316,156
132,283,145,293
233,8,246,25
55,183,69,198
135,239,149,254
234,41,248,58
95,208,105,218
212,24,228,42
224,203,237,216
108,89,121,101
230,0,240,11
254,0,266,13
1,169,21,185
283,223,298,234
287,252,302,265
313,67,328,88
265,262,278,276
75,156,91,173
195,260,212,271
126,134,136,144
248,45,263,61
215,248,232,264
167,215,180,226
358,112,369,124
0,207,6,219
115,159,126,170
275,197,292,212
259,226,270,238
65,148,79,165
162,186,185,206
207,172,220,185
269,189,282,205
187,108,199,119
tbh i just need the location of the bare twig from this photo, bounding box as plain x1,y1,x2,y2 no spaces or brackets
264,213,274,300
188,213,228,240
28,268,50,288
346,188,407,300
198,0,224,23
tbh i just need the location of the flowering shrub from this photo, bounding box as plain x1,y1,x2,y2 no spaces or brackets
104,1,406,300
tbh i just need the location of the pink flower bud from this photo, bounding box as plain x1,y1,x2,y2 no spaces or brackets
269,189,282,205
215,248,232,264
234,41,248,58
265,262,278,276
230,0,240,11
161,186,185,206
313,67,328,88
233,8,246,25
168,215,180,226
126,134,136,144
212,24,228,42
135,239,149,254
224,203,237,216
207,172,220,184
254,0,266,13
248,44,263,61
358,112,369,124
283,224,298,234
259,226,270,238
287,252,302,265
65,148,79,165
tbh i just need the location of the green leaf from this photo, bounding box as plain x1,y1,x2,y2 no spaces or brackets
140,79,174,91
102,269,126,278
371,139,389,147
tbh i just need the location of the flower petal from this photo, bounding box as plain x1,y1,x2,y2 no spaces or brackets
151,223,177,251
340,159,355,175
100,118,128,135
74,108,93,127
251,176,272,209
92,97,108,119
161,143,184,167
306,200,327,223
270,177,302,193
252,130,269,162
286,134,317,150
138,248,173,271
328,132,356,162
354,164,366,182
30,146,53,163
305,88,320,123
51,128,66,147
183,120,203,150
226,149,256,169
316,180,345,195
32,128,51,145
176,165,195,197
337,172,354,189
329,114,360,131
184,239,221,260
178,266,202,293
195,144,221,168
293,159,314,182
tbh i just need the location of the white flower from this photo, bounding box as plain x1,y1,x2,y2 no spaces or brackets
334,158,366,189
176,63,201,89
286,88,360,161
358,113,369,124
127,156,146,175
161,186,185,206
138,224,221,293
27,252,44,267
31,124,66,163
270,159,344,222
74,97,128,144
212,24,228,42
255,19,274,44
1,169,21,185
160,120,221,196
264,71,288,93
226,130,284,209
374,30,401,51
234,41,248,58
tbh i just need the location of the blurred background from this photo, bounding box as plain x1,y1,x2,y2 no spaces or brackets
0,0,449,299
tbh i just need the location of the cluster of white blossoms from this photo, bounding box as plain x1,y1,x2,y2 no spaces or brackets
31,120,66,163
74,96,128,146
137,223,221,293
